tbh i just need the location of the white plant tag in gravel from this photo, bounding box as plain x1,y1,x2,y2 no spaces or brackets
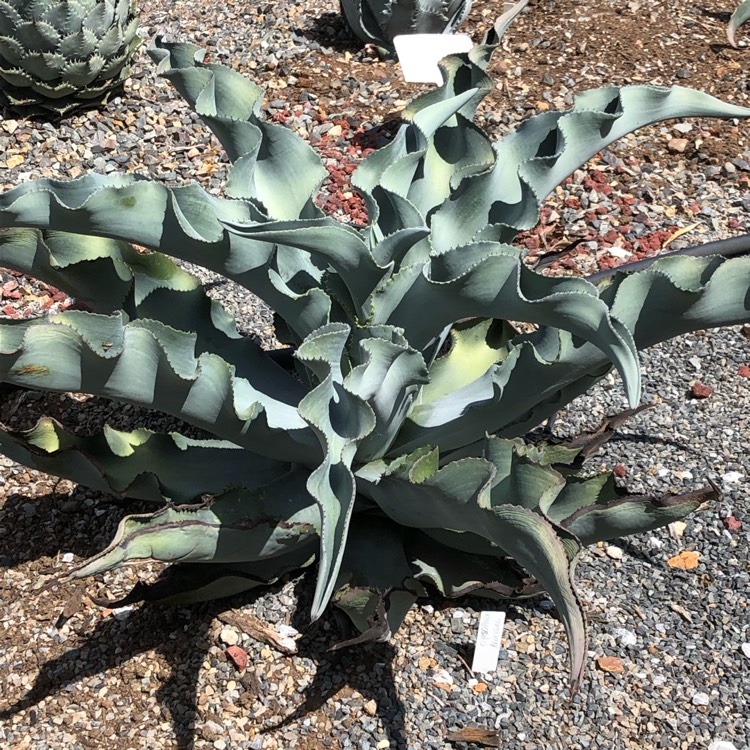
709,741,738,750
607,245,633,259
471,611,506,674
393,34,473,84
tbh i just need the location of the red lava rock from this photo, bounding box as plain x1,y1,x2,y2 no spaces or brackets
590,170,609,185
613,464,627,478
226,645,248,672
738,365,750,378
689,381,713,399
724,515,742,532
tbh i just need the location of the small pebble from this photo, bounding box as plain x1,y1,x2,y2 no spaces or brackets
219,627,239,646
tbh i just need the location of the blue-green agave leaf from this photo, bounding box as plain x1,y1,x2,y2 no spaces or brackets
0,175,334,340
728,0,750,46
0,417,289,504
351,11,514,239
394,254,750,453
91,547,317,607
332,516,426,642
148,38,326,219
0,311,319,463
359,452,587,689
0,228,310,396
346,325,429,460
295,323,376,618
373,240,640,405
408,529,544,600
221,218,387,318
556,480,718,545
430,86,750,249
61,471,321,582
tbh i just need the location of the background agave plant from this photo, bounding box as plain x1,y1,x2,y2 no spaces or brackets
0,0,140,117
339,0,472,54
728,0,750,46
0,2,749,690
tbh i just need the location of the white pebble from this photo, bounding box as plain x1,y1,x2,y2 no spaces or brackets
432,669,453,686
219,627,239,646
112,605,134,621
740,643,750,659
669,521,687,540
709,743,738,750
722,471,744,485
276,624,299,639
613,628,637,647
605,545,624,560
61,552,74,563
691,691,710,706
673,470,693,480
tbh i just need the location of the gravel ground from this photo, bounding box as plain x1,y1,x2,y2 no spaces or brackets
0,0,749,749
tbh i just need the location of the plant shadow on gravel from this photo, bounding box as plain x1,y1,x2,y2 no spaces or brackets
0,573,408,750
0,488,149,568
0,603,212,750
298,11,364,55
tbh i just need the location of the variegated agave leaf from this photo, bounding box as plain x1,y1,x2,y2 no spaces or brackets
0,13,748,693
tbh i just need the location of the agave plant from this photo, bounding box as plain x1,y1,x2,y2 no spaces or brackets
0,0,140,117
339,0,472,53
0,3,749,690
728,0,750,46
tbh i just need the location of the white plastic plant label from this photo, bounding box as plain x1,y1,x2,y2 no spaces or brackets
471,611,506,674
393,34,474,84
